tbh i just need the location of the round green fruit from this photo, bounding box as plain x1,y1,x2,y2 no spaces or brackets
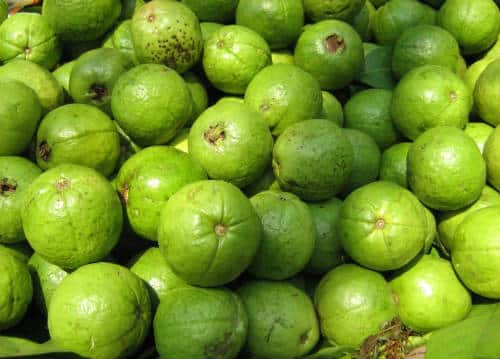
484,125,500,191
181,0,238,23
319,91,344,126
379,142,411,188
464,122,494,154
474,59,500,126
103,20,139,65
183,71,209,125
303,0,366,22
52,60,75,102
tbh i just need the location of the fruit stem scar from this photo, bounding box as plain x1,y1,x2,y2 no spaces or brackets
325,34,345,53
119,183,129,204
214,224,227,236
56,177,71,191
204,124,226,145
90,84,108,101
449,91,457,101
147,14,155,22
216,40,225,49
0,178,17,195
375,218,385,229
39,141,51,161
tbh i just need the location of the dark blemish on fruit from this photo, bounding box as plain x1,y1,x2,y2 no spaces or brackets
119,183,129,204
147,14,155,22
204,124,226,145
325,34,345,53
56,177,70,191
39,141,51,161
90,84,108,102
0,178,17,195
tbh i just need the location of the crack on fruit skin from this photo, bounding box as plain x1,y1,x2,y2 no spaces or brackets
39,141,51,161
375,218,385,229
214,223,227,236
56,177,71,191
90,84,108,102
204,124,226,145
325,34,345,53
0,178,17,195
119,183,129,204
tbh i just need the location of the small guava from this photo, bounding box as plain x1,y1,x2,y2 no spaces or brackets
484,125,500,191
102,20,139,65
379,142,411,188
464,122,494,154
319,91,344,126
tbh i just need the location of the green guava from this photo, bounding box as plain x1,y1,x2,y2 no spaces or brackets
484,124,500,191
0,157,41,244
48,262,151,359
244,64,323,136
474,59,500,126
52,60,75,102
314,264,397,347
464,122,494,154
319,91,344,126
350,0,376,41
422,206,437,253
200,21,224,41
272,119,354,201
103,20,139,65
407,126,486,211
188,100,273,188
154,286,247,359
120,0,144,20
238,280,319,359
183,71,209,125
271,50,295,65
157,180,262,287
168,128,189,153
379,142,411,188
248,191,316,280
115,146,207,241
339,181,428,271
304,0,366,22
21,164,123,270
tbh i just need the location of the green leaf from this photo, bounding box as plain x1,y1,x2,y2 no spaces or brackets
302,345,356,359
0,337,70,358
425,303,500,359
358,46,395,90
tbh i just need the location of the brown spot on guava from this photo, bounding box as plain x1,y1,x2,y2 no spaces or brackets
24,47,32,55
119,183,129,204
216,40,225,49
260,103,270,112
449,91,457,102
0,178,17,195
214,224,227,236
39,141,51,161
147,14,155,22
392,292,400,306
375,218,385,229
204,124,226,145
90,84,108,102
56,177,70,192
325,34,345,53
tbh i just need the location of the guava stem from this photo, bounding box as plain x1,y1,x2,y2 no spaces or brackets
7,0,41,14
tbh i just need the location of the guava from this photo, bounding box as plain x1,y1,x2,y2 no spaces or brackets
154,286,247,359
339,181,428,271
271,50,295,65
188,100,273,188
243,167,278,197
157,180,262,287
35,104,121,177
48,262,151,359
465,122,494,154
474,59,500,126
200,21,224,41
272,119,354,201
314,264,397,347
115,146,207,241
168,128,189,153
407,126,486,211
102,20,139,65
238,280,319,359
183,71,209,125
304,0,366,22
244,64,323,136
484,124,500,191
120,0,144,20
52,60,75,102
379,142,411,188
319,91,344,126
350,0,376,41
181,0,238,23
0,157,41,244
248,191,316,280
21,164,123,270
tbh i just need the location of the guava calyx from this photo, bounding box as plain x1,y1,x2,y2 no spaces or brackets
214,223,227,236
0,178,17,196
39,141,51,161
325,34,345,54
119,183,129,204
375,218,386,230
204,124,226,146
90,84,109,102
55,177,71,191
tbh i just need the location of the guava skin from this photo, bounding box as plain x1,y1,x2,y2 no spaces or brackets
379,142,411,188
248,191,316,280
484,125,500,191
303,0,365,23
0,157,41,244
238,280,320,359
48,262,151,359
154,286,247,359
21,164,123,270
103,20,139,65
115,146,207,241
157,180,262,287
464,122,494,154
0,0,6,24
52,60,75,102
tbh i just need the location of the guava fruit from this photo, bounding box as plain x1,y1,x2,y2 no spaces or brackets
465,122,494,154
168,128,189,153
271,50,295,65
69,48,133,113
379,142,411,188
295,20,364,90
0,60,64,114
422,207,437,253
0,80,42,156
200,21,224,41
0,248,33,331
484,125,500,191
181,0,238,23
314,264,397,347
42,0,122,42
407,126,486,211
115,146,207,241
248,191,316,280
0,13,61,69
474,59,500,126
304,0,365,22
52,60,75,102
391,65,472,141
188,100,273,188
120,0,144,20
319,91,344,126
35,104,121,177
21,164,123,270
130,247,190,309
154,286,247,359
103,20,139,65
339,181,428,271
183,71,209,125
244,64,323,136
203,25,272,94
0,157,41,244
391,255,471,333
157,180,262,287
272,119,354,201
350,0,375,41
236,0,304,49
111,64,193,146
48,262,151,359
305,198,345,275
238,280,319,359
453,206,500,298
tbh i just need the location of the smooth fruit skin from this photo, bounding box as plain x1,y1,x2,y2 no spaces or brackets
350,0,376,41
304,0,365,22
200,22,224,41
183,71,209,125
248,191,316,280
314,264,397,347
294,20,364,90
238,280,319,359
319,91,344,126
188,101,273,188
464,122,494,154
42,0,122,42
0,80,42,156
181,0,238,23
0,248,33,331
379,142,411,188
203,25,271,94
475,59,500,126
48,263,151,359
111,64,193,146
272,119,354,201
131,1,202,73
21,165,123,270
0,13,61,69
407,127,486,211
438,0,500,55
115,146,207,241
453,206,500,299
157,180,262,287
52,60,75,101
391,65,472,141
0,0,6,24
484,125,500,192
236,0,304,50
35,104,121,177
102,20,139,65
391,255,471,333
339,181,427,271
154,287,247,359
0,157,41,244
244,64,323,136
